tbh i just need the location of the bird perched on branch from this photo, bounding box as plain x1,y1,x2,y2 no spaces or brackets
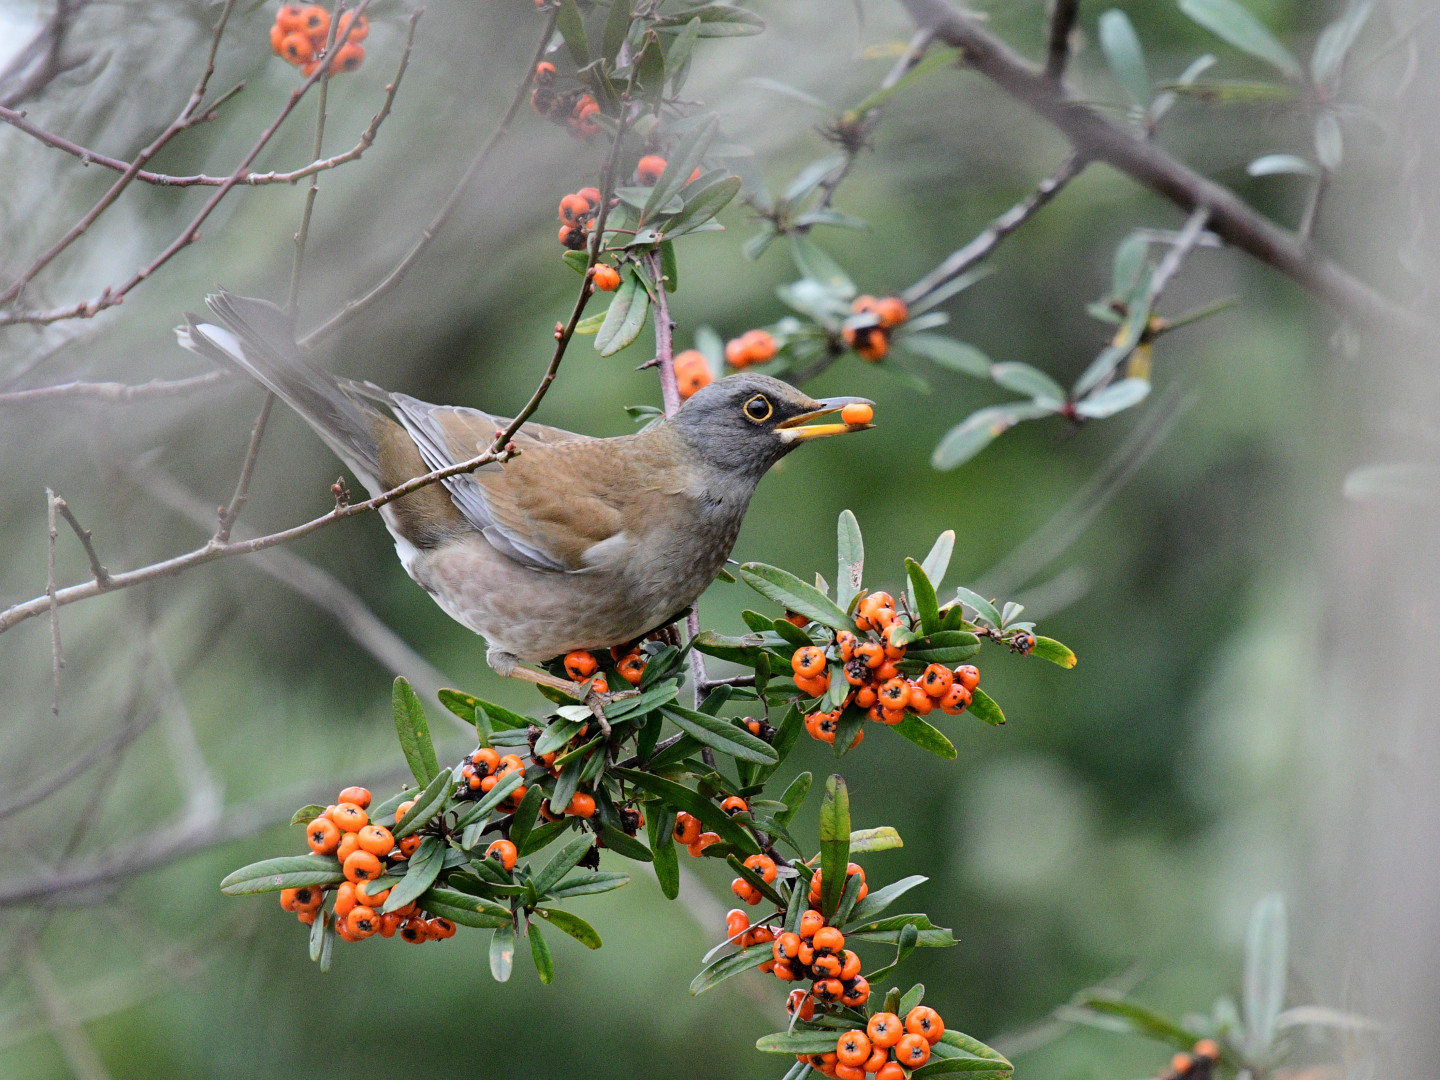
178,292,872,705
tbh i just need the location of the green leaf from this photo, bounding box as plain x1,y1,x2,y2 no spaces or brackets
932,403,1055,470
907,266,994,318
418,887,512,928
392,676,439,786
490,924,515,982
847,914,958,947
1111,233,1149,299
662,704,778,764
318,911,335,972
606,681,679,722
455,771,523,838
1243,892,1287,1056
632,29,667,106
1075,377,1150,419
819,774,850,920
832,864,867,927
612,769,760,854
938,1029,1013,1067
532,835,596,897
848,826,903,854
912,1060,1015,1078
642,114,719,225
289,804,326,827
1314,111,1342,171
990,361,1066,404
529,920,554,984
1178,0,1301,79
952,587,1001,628
848,45,960,114
601,0,632,61
536,906,603,949
967,687,1005,727
783,152,847,205
595,272,651,357
899,334,990,377
1247,153,1317,177
905,558,941,636
517,819,571,858
666,176,742,238
835,509,864,611
844,874,927,927
1311,0,1371,88
437,690,531,731
554,0,590,67
652,3,765,36
1099,9,1151,107
547,872,631,899
790,234,855,299
738,563,853,633
308,906,327,961
396,767,457,839
535,717,588,758
1063,990,1200,1051
594,822,654,862
665,16,702,76
574,310,607,336
899,983,926,1015
691,941,776,995
776,770,812,829
920,530,955,595
908,630,982,665
648,805,679,899
756,1029,854,1054
382,837,445,912
693,630,764,666
1032,636,1077,668
893,715,958,758
220,854,344,895
508,785,546,855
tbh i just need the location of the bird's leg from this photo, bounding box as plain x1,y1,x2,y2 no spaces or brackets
486,648,633,736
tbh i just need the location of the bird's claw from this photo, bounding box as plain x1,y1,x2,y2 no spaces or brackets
582,685,639,738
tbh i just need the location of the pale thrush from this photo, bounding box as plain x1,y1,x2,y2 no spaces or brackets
178,292,871,700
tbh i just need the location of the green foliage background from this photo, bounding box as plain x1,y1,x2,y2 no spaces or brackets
0,0,1358,1076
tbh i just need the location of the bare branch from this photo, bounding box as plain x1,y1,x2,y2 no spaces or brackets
0,371,228,405
287,1,345,314
20,949,115,1080
213,393,273,544
299,7,560,347
898,0,1427,336
1043,0,1080,86
904,151,1085,305
45,489,63,716
53,496,107,585
0,0,90,109
1148,204,1210,299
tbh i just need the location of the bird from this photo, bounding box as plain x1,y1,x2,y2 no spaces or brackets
177,291,872,705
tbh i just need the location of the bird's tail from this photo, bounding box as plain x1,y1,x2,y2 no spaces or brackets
176,291,386,494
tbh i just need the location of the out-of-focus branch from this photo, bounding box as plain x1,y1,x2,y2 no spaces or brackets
20,949,115,1080
300,7,559,347
0,0,372,329
898,0,1427,336
53,496,107,585
0,16,415,191
0,0,89,109
1043,0,1080,86
45,489,63,716
0,371,227,405
903,151,1085,305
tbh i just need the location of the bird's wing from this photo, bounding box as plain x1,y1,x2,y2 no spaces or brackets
362,388,646,572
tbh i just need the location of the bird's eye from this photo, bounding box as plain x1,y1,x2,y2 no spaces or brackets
743,394,773,422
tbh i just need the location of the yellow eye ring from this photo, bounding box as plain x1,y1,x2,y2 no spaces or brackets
743,394,773,422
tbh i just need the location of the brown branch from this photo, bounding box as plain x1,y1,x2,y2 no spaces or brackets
0,370,228,405
0,19,415,192
53,496,108,585
45,489,63,716
20,950,115,1080
0,0,89,109
287,0,344,314
897,0,1427,336
0,0,373,329
213,394,273,543
0,0,239,309
903,151,1085,305
1043,0,1080,86
299,6,560,347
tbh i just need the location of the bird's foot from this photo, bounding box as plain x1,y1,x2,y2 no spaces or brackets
580,684,639,737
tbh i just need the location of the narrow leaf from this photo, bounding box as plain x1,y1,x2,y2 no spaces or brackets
662,704,779,764
220,855,344,895
819,774,851,920
490,924,515,982
529,921,555,984
893,715,958,758
738,563,853,633
392,676,439,786
1178,0,1301,79
536,906,603,948
967,687,1005,726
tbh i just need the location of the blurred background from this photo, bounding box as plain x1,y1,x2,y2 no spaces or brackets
1,0,1434,1077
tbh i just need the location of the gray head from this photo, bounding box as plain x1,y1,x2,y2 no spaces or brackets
667,373,872,480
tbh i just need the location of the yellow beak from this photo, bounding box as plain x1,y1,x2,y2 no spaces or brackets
777,396,875,442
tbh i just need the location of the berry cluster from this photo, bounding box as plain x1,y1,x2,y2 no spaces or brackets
557,187,603,252
790,590,984,742
724,328,778,368
1156,1041,1221,1080
530,61,600,138
842,296,909,362
269,4,366,76
673,349,715,400
799,1005,946,1079
290,785,456,943
562,646,649,693
672,793,754,860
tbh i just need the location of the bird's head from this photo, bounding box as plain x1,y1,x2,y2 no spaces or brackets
668,373,873,479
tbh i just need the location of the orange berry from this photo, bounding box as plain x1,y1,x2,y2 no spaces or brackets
1193,1040,1220,1061
907,682,933,715
332,43,364,73
333,881,357,917
940,682,972,715
296,910,317,926
841,402,874,425
674,349,714,400
673,812,702,845
724,337,752,368
346,905,378,937
921,664,954,698
895,1034,931,1068
732,878,762,904
336,10,368,41
577,186,600,206
343,849,382,883
298,5,329,38
559,224,586,249
280,32,314,64
688,831,720,856
616,650,646,683
1172,1054,1194,1075
840,949,862,980
842,975,870,1007
306,816,341,855
335,832,360,863
592,264,621,292
564,650,598,680
534,60,556,84
876,1062,905,1080
882,623,908,660
394,799,415,824
743,853,777,883
873,660,901,683
774,932,802,960
853,641,884,669
279,887,300,911
798,910,825,939
795,673,830,698
726,909,750,938
906,1006,944,1045
863,1045,887,1073
357,824,394,855
812,953,843,976
956,664,980,690
399,917,429,943
270,23,286,54
792,646,827,679
354,879,389,907
837,630,857,659
720,796,748,815
636,154,667,185
378,911,402,938
787,988,816,1021
742,329,777,363
486,839,518,870
331,802,368,832
813,977,844,1002
559,193,591,223
337,786,371,809
427,917,457,939
836,1030,872,1068
276,5,307,32
566,792,596,818
878,677,909,710
398,834,420,857
874,297,909,328
813,926,845,953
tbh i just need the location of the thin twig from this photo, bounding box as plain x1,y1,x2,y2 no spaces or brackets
698,674,755,692
0,18,416,191
1299,169,1330,242
1147,205,1210,299
213,395,273,543
0,0,372,329
0,0,240,309
1043,0,1081,86
20,950,115,1080
287,0,344,314
45,489,62,716
903,151,1085,305
0,0,89,109
0,371,228,405
300,6,559,347
53,497,108,585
